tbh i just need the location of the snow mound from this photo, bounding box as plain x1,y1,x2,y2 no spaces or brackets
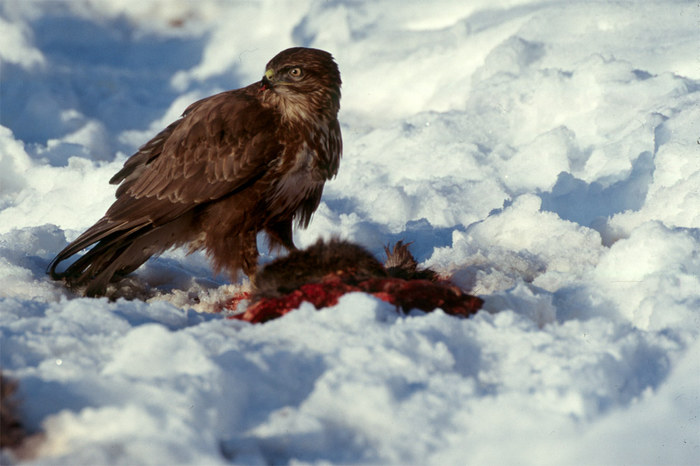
1,0,699,464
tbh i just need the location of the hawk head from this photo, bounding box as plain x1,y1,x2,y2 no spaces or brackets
260,47,341,123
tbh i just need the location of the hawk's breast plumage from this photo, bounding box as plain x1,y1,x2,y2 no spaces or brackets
49,47,342,296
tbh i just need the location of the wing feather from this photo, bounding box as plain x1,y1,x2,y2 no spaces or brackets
106,86,282,224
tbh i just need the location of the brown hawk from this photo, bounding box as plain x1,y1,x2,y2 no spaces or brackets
49,47,342,296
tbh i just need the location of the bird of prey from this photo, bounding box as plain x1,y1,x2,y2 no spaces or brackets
49,47,342,296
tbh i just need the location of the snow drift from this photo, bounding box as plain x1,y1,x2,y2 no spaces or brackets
1,0,698,464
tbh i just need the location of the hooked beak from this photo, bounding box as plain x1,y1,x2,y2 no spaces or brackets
260,69,274,91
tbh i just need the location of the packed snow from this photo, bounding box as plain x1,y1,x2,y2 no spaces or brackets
1,0,699,464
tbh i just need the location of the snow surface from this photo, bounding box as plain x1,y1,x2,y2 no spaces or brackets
1,0,699,464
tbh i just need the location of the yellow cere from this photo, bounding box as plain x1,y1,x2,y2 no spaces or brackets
265,69,274,79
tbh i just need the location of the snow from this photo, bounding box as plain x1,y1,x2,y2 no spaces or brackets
1,0,699,464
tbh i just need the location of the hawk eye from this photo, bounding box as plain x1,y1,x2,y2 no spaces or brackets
288,67,303,78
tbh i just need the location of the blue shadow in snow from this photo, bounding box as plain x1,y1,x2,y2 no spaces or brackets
382,218,459,263
322,199,457,263
1,14,207,158
539,150,655,229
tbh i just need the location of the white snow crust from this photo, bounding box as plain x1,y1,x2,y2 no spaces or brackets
1,1,698,464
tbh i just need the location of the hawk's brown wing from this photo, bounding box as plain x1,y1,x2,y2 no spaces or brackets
48,85,283,293
107,85,283,224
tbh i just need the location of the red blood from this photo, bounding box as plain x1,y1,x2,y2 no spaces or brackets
227,274,482,324
224,291,251,313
